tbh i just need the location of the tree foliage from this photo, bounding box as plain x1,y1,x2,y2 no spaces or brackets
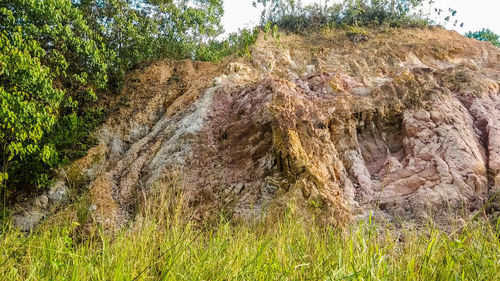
74,0,224,82
0,0,109,192
466,28,500,48
0,29,63,190
1,0,111,97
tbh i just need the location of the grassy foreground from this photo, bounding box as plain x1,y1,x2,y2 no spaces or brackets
1,211,499,280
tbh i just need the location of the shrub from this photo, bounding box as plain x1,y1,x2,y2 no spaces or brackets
254,0,429,33
341,0,426,27
466,28,500,48
346,25,369,43
195,28,260,61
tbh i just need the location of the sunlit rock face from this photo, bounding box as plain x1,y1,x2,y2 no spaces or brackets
16,28,499,230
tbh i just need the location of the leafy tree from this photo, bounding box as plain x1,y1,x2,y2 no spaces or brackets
0,0,110,192
466,28,500,48
0,0,111,99
74,0,225,82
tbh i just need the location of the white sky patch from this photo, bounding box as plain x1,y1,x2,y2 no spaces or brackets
222,1,262,34
425,0,500,34
222,0,500,36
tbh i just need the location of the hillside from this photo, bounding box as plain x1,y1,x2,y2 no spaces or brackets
2,26,500,280
11,27,500,231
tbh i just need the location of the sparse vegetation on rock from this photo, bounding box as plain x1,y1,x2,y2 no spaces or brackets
254,0,430,32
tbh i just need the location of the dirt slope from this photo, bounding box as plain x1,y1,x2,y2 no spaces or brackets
13,27,500,230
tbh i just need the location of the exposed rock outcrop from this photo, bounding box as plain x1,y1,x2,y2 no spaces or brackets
13,28,500,230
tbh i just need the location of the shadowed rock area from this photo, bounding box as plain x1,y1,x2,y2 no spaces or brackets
13,28,500,230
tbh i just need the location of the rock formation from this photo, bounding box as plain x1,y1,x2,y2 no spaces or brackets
13,28,500,230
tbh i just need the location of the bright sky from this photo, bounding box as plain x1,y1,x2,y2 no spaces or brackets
222,0,500,36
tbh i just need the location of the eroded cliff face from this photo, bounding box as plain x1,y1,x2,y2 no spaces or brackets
14,28,500,230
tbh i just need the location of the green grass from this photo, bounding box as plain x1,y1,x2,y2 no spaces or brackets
1,209,499,281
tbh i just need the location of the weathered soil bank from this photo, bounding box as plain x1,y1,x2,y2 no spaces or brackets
13,28,500,230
